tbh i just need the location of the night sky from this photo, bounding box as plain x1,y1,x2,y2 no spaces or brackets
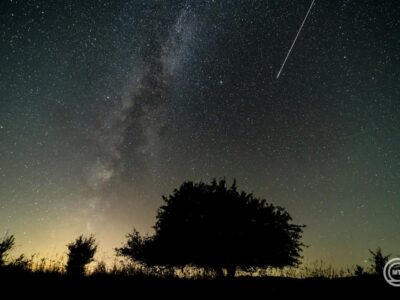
1,0,399,268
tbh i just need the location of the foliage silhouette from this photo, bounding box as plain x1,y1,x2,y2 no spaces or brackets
353,265,365,277
0,234,15,266
66,235,97,276
117,179,305,277
368,247,390,275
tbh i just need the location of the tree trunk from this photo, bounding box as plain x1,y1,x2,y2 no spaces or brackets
226,266,236,278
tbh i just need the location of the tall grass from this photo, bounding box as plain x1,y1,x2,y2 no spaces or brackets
1,254,357,279
257,260,353,279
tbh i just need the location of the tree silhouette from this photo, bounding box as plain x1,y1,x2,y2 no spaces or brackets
66,235,97,276
369,247,390,275
0,234,15,266
117,179,305,277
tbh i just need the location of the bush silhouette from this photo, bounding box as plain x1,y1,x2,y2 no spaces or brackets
0,234,15,266
117,179,305,277
66,235,97,276
353,265,365,277
369,247,390,275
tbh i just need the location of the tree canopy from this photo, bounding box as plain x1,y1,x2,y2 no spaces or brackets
117,179,305,277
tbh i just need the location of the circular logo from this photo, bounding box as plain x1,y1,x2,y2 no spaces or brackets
384,258,400,287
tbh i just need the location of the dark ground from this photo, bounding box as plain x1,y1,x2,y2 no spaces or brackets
0,270,397,297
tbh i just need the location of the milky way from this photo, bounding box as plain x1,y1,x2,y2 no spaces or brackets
0,0,399,267
84,4,196,232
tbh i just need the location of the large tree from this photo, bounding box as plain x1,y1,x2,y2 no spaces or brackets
117,179,305,277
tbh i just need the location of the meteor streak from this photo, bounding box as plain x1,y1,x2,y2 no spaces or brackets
276,0,316,79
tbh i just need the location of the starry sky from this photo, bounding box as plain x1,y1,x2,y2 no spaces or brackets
1,0,399,268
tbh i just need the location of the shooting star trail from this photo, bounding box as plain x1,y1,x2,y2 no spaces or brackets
276,0,316,79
